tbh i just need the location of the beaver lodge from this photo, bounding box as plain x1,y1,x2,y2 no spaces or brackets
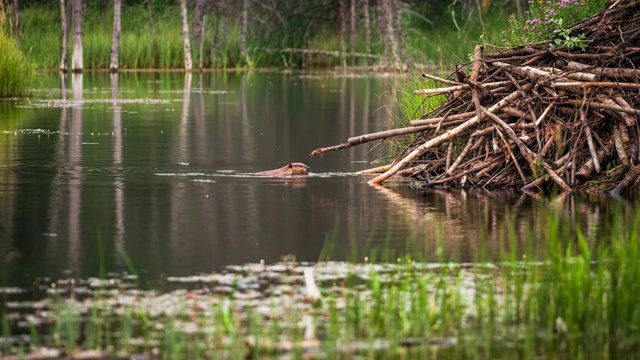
311,0,640,195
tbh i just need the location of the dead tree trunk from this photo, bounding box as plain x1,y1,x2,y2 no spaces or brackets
199,15,206,69
109,0,122,72
179,0,193,71
60,0,69,72
378,0,398,66
12,0,20,35
350,0,357,65
362,0,371,64
240,0,250,66
71,0,83,73
192,0,206,46
391,0,406,64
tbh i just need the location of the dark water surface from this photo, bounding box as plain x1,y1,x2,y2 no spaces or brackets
0,71,638,286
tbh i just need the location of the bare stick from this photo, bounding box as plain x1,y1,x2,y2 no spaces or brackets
433,156,504,185
446,135,475,175
421,73,462,85
565,100,640,117
482,107,536,164
413,81,511,95
613,123,630,168
410,111,477,126
535,101,555,127
521,163,568,192
543,163,572,193
613,96,636,126
581,107,601,173
495,126,526,182
310,143,351,156
445,142,453,170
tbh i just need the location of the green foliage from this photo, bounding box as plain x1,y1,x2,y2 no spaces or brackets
15,1,520,70
0,15,35,97
552,21,587,51
501,0,608,47
379,73,446,156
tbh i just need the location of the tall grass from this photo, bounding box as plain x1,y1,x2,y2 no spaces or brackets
0,7,34,97
16,2,520,70
2,209,639,358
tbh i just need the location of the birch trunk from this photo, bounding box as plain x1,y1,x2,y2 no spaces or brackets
199,15,206,69
109,0,122,72
179,0,193,71
71,0,83,72
60,0,69,72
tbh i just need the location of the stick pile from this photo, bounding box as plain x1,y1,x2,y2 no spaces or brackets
311,0,640,194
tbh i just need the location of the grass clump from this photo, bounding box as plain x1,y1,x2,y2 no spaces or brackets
0,11,34,97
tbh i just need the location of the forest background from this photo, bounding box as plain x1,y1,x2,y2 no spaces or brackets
2,0,531,71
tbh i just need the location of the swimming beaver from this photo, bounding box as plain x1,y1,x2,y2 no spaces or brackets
252,162,310,176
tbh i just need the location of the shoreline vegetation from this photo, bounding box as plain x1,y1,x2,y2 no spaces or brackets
12,2,513,71
2,208,640,358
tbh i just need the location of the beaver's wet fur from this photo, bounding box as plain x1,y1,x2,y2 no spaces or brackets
252,162,310,176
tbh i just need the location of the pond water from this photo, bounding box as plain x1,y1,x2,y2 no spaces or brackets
0,71,638,287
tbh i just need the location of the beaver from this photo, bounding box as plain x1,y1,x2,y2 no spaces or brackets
251,162,310,176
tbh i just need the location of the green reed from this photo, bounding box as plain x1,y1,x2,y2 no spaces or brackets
2,208,640,358
0,24,34,97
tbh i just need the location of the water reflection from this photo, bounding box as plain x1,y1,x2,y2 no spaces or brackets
0,72,638,286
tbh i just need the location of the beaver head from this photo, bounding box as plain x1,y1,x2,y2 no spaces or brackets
287,162,311,175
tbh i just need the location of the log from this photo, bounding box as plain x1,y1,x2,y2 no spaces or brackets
613,123,631,169
609,165,640,196
575,145,609,182
565,100,640,117
566,61,640,81
551,81,640,89
541,66,599,82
